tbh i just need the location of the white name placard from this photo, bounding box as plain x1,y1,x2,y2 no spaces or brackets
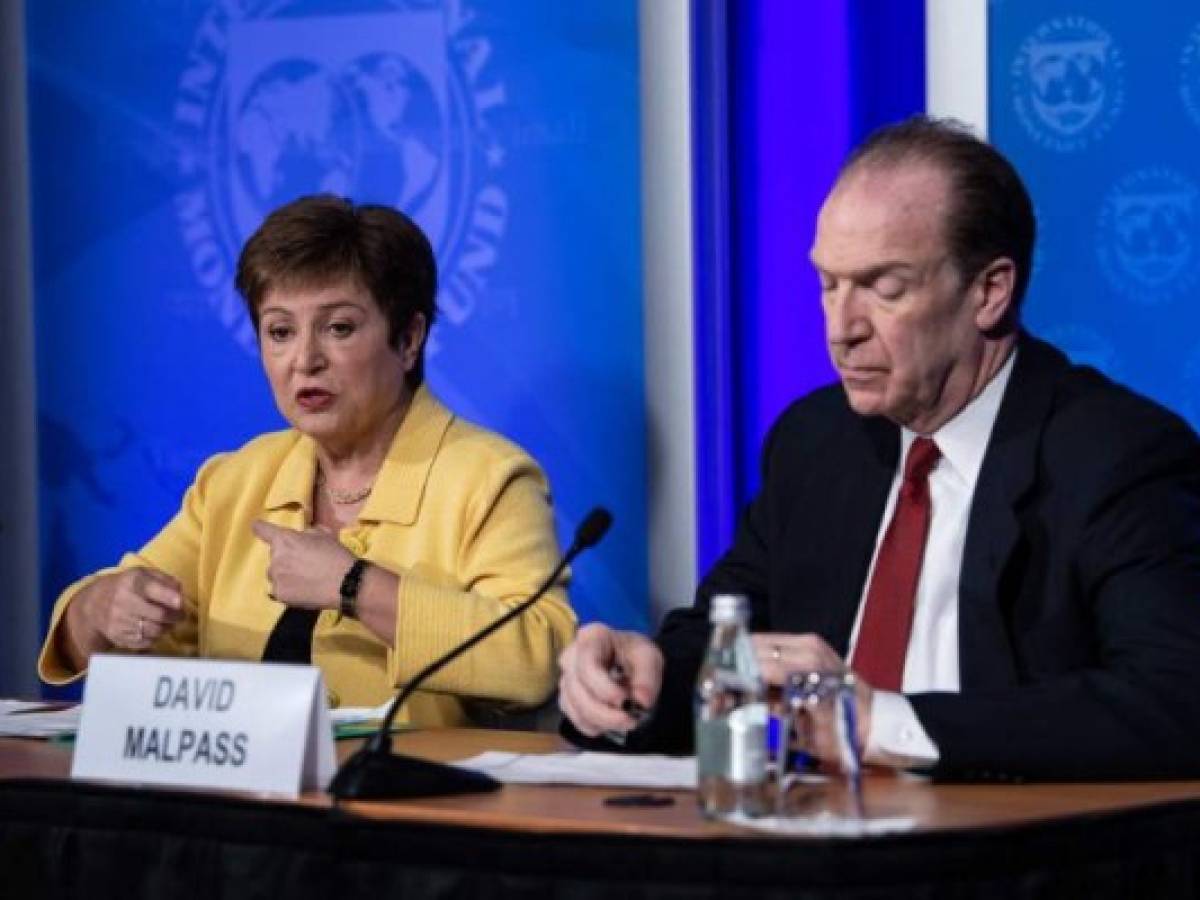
72,654,336,799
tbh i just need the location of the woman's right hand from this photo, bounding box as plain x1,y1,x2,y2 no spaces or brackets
65,568,186,661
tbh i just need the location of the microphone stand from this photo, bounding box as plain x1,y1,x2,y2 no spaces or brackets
329,509,611,800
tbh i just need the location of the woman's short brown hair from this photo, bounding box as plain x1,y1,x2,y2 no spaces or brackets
236,194,438,386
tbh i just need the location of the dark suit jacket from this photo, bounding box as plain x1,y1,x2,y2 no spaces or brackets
572,333,1200,781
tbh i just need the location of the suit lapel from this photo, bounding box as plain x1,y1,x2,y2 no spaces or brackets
958,333,1067,689
820,415,899,655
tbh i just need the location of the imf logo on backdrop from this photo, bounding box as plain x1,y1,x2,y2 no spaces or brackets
1011,16,1125,153
171,0,508,355
1097,167,1200,306
1181,23,1200,131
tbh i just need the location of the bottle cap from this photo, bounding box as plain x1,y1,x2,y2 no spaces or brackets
709,594,748,624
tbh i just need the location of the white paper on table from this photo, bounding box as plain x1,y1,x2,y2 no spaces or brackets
0,702,81,738
725,811,917,837
452,750,697,789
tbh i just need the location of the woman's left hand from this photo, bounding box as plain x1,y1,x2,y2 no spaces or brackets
252,520,356,610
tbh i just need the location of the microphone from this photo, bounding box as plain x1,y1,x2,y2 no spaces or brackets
329,506,613,800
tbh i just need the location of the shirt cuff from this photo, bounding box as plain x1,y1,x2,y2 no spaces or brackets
864,691,939,767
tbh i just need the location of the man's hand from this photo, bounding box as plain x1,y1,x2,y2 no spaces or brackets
558,623,663,738
751,632,846,687
752,632,875,769
252,520,356,610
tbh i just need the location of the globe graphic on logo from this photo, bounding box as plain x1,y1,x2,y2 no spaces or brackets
1029,42,1108,135
343,53,443,213
1113,197,1193,287
233,54,443,217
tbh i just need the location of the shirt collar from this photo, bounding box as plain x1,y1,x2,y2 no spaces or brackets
901,348,1017,489
262,384,454,525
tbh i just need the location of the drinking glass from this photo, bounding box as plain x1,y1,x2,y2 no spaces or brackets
773,670,864,819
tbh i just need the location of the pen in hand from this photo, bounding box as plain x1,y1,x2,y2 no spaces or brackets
604,664,651,745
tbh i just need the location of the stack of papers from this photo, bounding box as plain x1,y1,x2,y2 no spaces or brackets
328,700,393,727
329,700,410,740
0,700,81,739
0,697,398,742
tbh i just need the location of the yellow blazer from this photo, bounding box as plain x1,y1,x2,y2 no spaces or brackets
39,387,576,726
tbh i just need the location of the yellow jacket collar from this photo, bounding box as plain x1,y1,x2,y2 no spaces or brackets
261,385,454,526
263,435,317,516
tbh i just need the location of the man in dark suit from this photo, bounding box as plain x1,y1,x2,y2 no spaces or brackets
557,117,1200,780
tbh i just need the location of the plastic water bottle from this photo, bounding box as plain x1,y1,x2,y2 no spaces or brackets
694,594,768,818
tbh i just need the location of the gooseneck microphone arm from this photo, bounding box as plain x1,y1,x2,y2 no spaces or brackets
367,508,608,754
329,507,612,800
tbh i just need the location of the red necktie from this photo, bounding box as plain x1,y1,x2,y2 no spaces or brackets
851,437,941,691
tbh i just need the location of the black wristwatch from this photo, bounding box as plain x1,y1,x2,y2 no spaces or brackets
339,558,368,619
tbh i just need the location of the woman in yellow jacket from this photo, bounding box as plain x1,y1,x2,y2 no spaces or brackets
38,194,575,726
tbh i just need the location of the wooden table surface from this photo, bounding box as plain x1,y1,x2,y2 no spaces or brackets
5,728,1200,840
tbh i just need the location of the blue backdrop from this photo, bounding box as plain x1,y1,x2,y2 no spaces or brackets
693,0,925,573
991,1,1200,432
28,0,649,682
33,0,1200,692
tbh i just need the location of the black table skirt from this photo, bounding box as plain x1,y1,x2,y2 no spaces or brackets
2,777,1199,899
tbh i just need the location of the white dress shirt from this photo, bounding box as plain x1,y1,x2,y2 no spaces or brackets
852,351,1016,766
